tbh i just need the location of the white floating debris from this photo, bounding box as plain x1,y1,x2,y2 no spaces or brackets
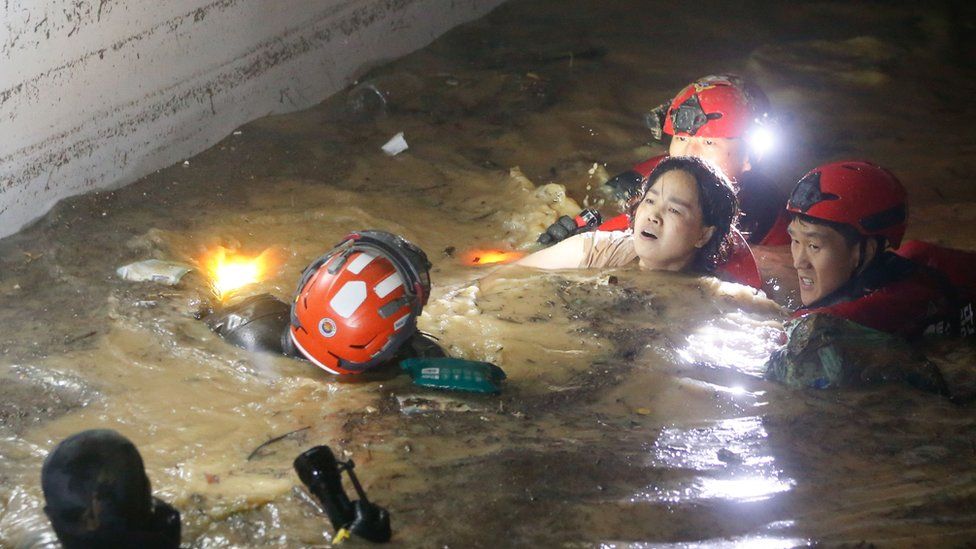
116,260,192,285
232,130,243,136
381,132,408,156
182,160,190,167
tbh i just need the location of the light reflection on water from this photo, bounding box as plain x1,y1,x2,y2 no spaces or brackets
597,534,810,548
636,417,794,504
650,417,769,469
677,311,784,376
697,475,794,502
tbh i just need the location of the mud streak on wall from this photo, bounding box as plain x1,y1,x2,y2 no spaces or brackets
0,0,504,236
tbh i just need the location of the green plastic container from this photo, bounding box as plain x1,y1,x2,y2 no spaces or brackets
400,358,507,394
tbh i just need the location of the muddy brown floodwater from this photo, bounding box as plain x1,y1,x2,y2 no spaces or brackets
3,0,976,546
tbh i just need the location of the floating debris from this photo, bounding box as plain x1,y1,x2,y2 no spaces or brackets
116,259,192,285
381,132,408,156
395,394,485,415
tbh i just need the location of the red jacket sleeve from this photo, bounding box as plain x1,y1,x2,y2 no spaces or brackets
896,240,976,295
632,155,667,179
758,209,791,246
597,213,630,231
718,229,763,289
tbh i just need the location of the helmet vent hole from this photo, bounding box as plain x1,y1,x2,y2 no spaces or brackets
350,334,380,350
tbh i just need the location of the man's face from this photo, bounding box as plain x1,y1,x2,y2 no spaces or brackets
788,218,861,306
668,134,750,182
632,170,715,271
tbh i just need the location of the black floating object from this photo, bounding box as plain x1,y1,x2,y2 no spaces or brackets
205,293,291,354
41,429,181,549
294,445,392,543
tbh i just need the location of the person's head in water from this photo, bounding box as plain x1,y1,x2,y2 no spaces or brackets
662,74,771,182
41,429,181,549
627,156,738,273
287,230,431,376
785,160,907,306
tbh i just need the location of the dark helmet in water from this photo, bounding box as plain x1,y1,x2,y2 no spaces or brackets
288,230,431,376
205,293,291,355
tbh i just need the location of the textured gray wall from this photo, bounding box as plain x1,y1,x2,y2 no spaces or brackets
0,0,505,238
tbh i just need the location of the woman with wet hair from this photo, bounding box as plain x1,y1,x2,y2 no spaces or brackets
517,156,739,275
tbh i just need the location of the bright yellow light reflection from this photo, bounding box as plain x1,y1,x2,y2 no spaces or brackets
202,247,275,300
463,248,525,266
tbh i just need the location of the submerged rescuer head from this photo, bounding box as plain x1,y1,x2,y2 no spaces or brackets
518,156,738,274
541,74,783,247
287,230,432,375
206,230,441,376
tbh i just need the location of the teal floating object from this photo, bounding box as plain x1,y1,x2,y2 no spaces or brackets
400,358,507,394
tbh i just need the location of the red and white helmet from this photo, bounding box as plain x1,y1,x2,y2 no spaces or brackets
786,160,908,248
662,74,770,139
289,231,431,376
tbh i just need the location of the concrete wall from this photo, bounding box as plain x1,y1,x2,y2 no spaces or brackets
0,0,505,238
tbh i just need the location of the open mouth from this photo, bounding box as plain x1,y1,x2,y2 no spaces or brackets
798,276,814,288
640,230,658,240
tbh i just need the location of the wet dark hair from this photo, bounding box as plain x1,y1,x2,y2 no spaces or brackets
42,429,181,548
626,156,739,273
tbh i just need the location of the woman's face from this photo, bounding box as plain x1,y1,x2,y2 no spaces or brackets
632,170,716,271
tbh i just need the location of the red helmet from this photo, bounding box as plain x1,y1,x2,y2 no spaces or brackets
662,74,770,139
786,161,908,248
289,230,431,375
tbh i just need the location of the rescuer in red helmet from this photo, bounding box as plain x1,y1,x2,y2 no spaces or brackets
784,161,973,338
660,75,770,183
205,230,443,376
539,74,785,249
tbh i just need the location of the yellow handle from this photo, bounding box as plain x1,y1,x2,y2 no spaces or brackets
333,528,351,545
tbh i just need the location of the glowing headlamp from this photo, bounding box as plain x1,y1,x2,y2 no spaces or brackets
746,125,777,157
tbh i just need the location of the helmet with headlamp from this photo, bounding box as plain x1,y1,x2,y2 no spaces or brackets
288,230,431,376
662,74,772,144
